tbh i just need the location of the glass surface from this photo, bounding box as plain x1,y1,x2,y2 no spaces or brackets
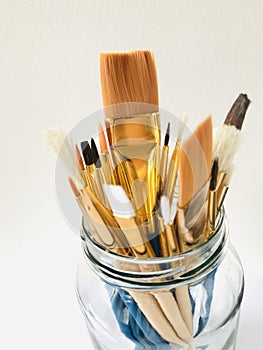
76,213,244,350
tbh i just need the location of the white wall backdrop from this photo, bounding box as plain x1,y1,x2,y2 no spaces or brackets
1,1,263,349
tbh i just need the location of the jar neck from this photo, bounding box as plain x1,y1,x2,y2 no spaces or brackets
81,209,229,290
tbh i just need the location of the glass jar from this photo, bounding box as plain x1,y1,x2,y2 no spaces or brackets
76,209,244,350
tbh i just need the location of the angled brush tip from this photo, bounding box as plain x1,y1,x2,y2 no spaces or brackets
75,144,85,171
179,116,212,207
224,93,251,130
68,177,80,197
81,141,92,166
164,122,170,146
210,158,219,191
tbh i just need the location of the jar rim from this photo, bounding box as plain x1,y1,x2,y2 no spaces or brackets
81,207,228,288
82,207,225,264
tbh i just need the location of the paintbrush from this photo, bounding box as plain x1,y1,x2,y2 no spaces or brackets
159,118,186,252
103,184,156,258
44,128,84,186
81,140,95,175
98,122,116,184
100,51,160,230
81,183,132,255
177,116,213,250
159,122,170,195
80,140,95,191
155,122,180,258
75,144,91,189
90,138,110,207
68,177,114,249
103,184,193,345
206,158,219,236
100,50,193,346
213,93,250,210
164,118,186,205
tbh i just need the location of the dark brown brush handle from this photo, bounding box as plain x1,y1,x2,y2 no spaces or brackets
224,93,251,130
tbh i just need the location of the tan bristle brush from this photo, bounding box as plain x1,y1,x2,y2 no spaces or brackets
179,116,212,208
177,116,212,249
100,51,158,115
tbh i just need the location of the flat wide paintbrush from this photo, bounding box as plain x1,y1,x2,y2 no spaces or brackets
100,51,193,346
100,51,160,229
177,116,212,250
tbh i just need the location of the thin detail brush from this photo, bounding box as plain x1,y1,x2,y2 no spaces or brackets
68,177,103,245
165,118,186,205
90,138,110,207
80,141,95,191
98,122,116,184
81,140,95,184
159,122,170,195
75,144,89,187
206,159,218,236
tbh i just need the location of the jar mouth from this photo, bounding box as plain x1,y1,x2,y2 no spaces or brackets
82,207,225,263
81,208,228,288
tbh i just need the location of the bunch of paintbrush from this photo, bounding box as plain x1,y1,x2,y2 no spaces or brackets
46,50,250,348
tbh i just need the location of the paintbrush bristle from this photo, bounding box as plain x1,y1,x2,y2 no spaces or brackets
213,93,251,177
213,125,241,175
98,122,108,153
210,158,218,191
105,120,112,146
224,93,250,130
100,50,159,117
164,122,170,146
44,128,84,186
179,116,212,208
81,141,93,166
68,177,81,197
75,144,85,171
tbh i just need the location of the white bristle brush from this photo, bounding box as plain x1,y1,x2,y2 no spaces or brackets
213,93,250,185
44,128,84,186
